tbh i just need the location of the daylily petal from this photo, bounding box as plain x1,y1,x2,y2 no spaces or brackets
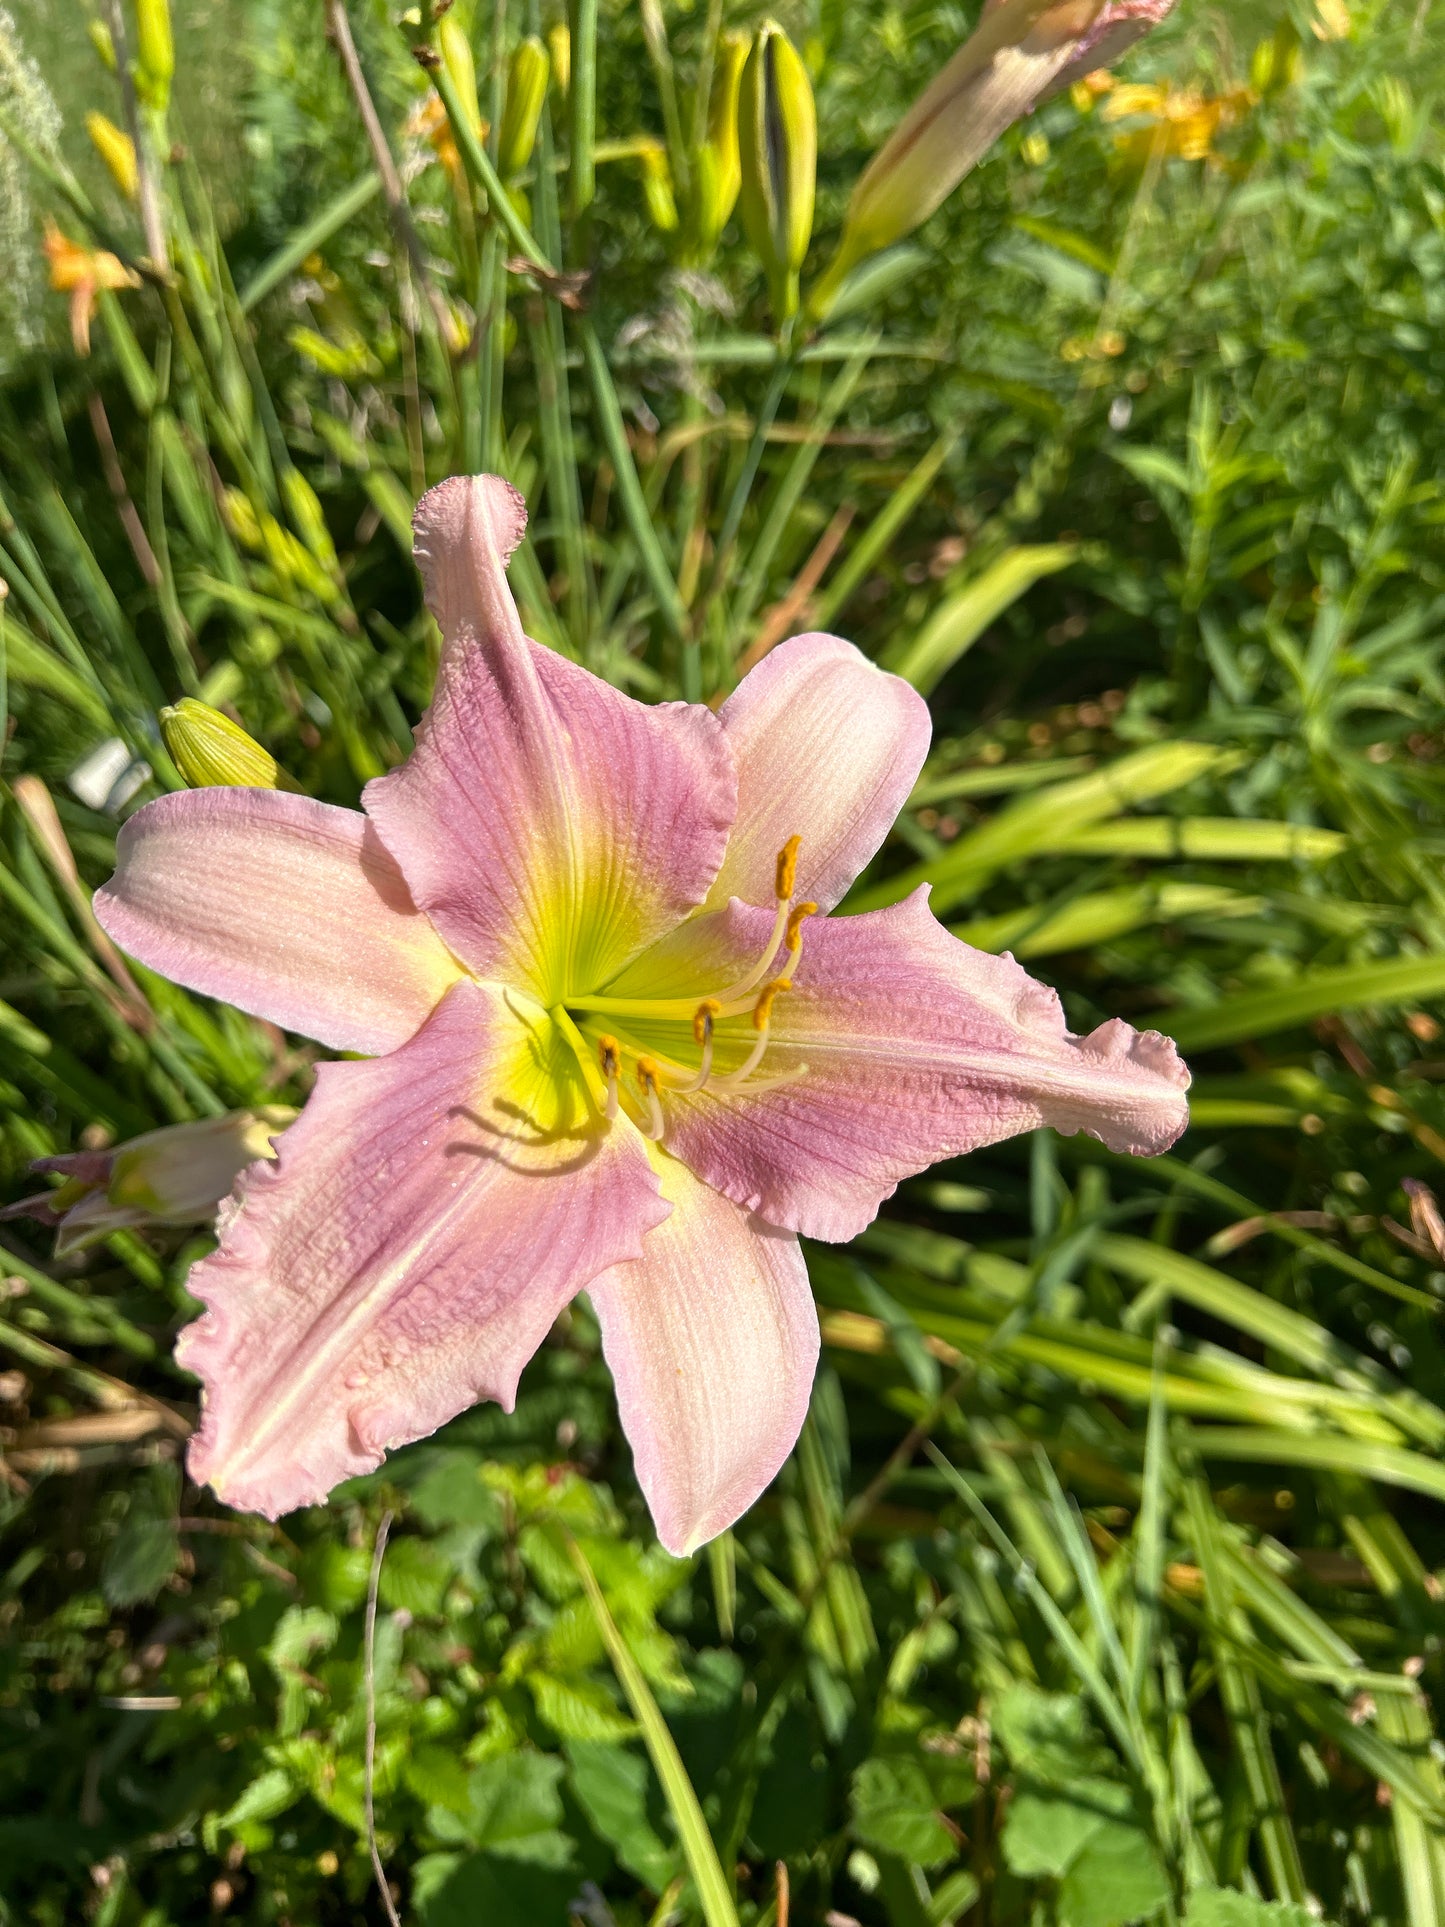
628,890,1190,1242
94,788,461,1055
177,978,669,1518
704,632,931,913
364,475,737,1002
588,1152,818,1556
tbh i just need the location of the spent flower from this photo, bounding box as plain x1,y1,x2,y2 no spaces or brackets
810,0,1175,319
95,474,1189,1555
43,221,139,356
1,1111,292,1257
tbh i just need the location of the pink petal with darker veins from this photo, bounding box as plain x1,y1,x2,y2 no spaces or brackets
589,1152,818,1556
94,788,460,1055
177,978,669,1518
364,475,737,1002
626,889,1189,1243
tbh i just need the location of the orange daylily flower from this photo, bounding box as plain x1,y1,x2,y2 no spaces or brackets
43,222,140,355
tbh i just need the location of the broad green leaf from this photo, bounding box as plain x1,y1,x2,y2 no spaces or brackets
850,1756,956,1868
1058,1818,1172,1927
378,1534,454,1616
1185,1892,1329,1927
881,544,1080,695
568,1741,678,1890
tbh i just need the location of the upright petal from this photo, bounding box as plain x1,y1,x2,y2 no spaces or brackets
94,789,461,1055
704,633,930,913
589,1153,818,1556
629,890,1189,1242
364,476,737,1003
177,978,668,1517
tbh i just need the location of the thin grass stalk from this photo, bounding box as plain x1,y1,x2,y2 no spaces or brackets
729,337,876,643
569,1535,741,1927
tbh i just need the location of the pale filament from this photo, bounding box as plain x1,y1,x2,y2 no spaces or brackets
571,838,816,1138
597,1034,621,1122
635,1058,666,1141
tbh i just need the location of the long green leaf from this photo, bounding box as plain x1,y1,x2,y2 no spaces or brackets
881,543,1079,695
1161,951,1445,1050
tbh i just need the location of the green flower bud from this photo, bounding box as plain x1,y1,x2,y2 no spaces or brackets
737,21,816,325
499,35,550,182
438,14,484,140
86,112,138,200
547,22,571,99
159,698,298,791
88,20,117,72
688,29,747,262
134,0,175,112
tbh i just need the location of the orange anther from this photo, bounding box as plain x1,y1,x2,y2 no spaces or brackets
753,976,792,1032
785,901,818,954
775,834,803,902
693,998,722,1046
636,1056,661,1092
597,1034,620,1077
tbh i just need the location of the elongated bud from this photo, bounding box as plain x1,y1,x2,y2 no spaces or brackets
134,0,175,112
88,19,117,71
438,14,483,139
690,29,747,261
638,140,679,231
160,698,298,791
1,1110,293,1256
86,112,138,200
809,0,1174,320
738,21,816,325
499,35,550,181
547,22,571,98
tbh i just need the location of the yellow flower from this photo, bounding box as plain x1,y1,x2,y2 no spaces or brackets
1102,78,1254,164
43,222,140,356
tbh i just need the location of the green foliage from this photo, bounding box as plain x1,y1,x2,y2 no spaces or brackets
5,0,1445,1923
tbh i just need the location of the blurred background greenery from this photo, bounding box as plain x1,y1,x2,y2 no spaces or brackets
4,0,1445,1922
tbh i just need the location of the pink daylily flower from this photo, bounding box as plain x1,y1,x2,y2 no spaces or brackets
93,475,1190,1555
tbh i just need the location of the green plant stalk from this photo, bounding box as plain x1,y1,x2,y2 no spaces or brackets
144,413,199,694
1184,1474,1308,1902
730,337,875,642
532,104,593,654
705,353,793,613
569,0,598,238
576,319,691,657
811,429,957,630
432,56,688,663
238,171,382,312
569,1536,740,1927
0,1247,157,1362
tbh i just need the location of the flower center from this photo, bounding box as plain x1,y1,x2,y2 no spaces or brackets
550,837,815,1142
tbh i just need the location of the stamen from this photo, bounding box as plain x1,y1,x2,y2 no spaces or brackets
753,975,792,1031
635,1057,666,1141
709,976,792,1091
775,833,803,902
784,900,818,963
675,999,721,1094
568,835,808,1025
713,835,806,1003
598,1033,621,1121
